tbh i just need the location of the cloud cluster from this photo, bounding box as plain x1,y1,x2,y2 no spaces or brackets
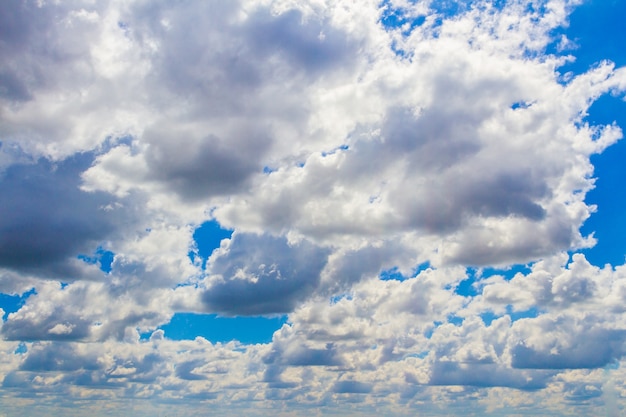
1,0,626,415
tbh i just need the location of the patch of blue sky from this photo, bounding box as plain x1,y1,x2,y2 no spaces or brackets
321,144,349,157
381,12,426,33
379,266,406,281
480,306,540,326
188,220,232,269
78,246,115,273
507,305,539,321
581,129,626,267
380,0,506,27
455,265,530,297
423,314,472,338
14,342,27,355
424,321,442,339
510,100,533,110
447,314,464,326
330,293,353,304
380,0,508,56
404,351,429,359
455,275,480,297
480,264,531,280
427,0,483,18
413,261,432,276
548,0,626,76
155,313,287,344
546,0,626,267
480,311,499,326
0,288,36,321
379,261,431,281
379,0,426,33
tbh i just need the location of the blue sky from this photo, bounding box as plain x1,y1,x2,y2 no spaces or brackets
1,0,626,416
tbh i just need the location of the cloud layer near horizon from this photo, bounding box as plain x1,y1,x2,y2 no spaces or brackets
2,0,626,415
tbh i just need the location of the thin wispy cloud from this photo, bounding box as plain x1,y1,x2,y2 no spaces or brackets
1,0,626,415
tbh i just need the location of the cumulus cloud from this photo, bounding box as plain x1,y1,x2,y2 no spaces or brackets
0,152,133,279
202,233,330,315
2,0,626,415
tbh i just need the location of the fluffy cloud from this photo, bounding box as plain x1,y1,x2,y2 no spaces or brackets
202,233,330,315
0,151,134,279
1,0,626,415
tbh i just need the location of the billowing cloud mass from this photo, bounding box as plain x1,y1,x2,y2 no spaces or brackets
1,0,626,415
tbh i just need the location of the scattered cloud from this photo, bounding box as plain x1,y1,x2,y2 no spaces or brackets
1,0,626,415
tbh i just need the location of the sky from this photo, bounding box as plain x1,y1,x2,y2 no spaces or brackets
1,0,626,416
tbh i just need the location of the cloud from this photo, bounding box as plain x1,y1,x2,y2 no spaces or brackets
429,361,550,390
332,380,373,394
175,360,208,381
2,0,626,415
214,53,624,268
19,342,99,373
143,129,271,200
202,233,330,315
511,319,626,370
0,152,132,279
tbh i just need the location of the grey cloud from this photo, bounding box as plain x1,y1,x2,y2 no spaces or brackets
322,242,413,294
128,0,358,121
0,1,98,104
443,213,578,266
202,234,330,315
377,106,483,173
263,341,343,390
0,152,130,278
429,361,550,390
281,345,342,367
480,255,608,310
396,170,548,236
10,341,169,393
511,329,626,369
73,370,125,389
246,8,357,78
332,380,373,394
451,172,547,221
1,280,169,342
175,360,207,381
373,105,549,232
0,0,51,101
96,310,164,343
2,371,32,389
145,1,356,84
2,314,92,342
182,391,219,401
20,343,100,372
0,70,31,102
120,353,167,384
129,0,257,102
1,285,93,342
563,382,603,402
144,129,271,200
117,0,364,202
287,349,341,367
551,271,597,305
